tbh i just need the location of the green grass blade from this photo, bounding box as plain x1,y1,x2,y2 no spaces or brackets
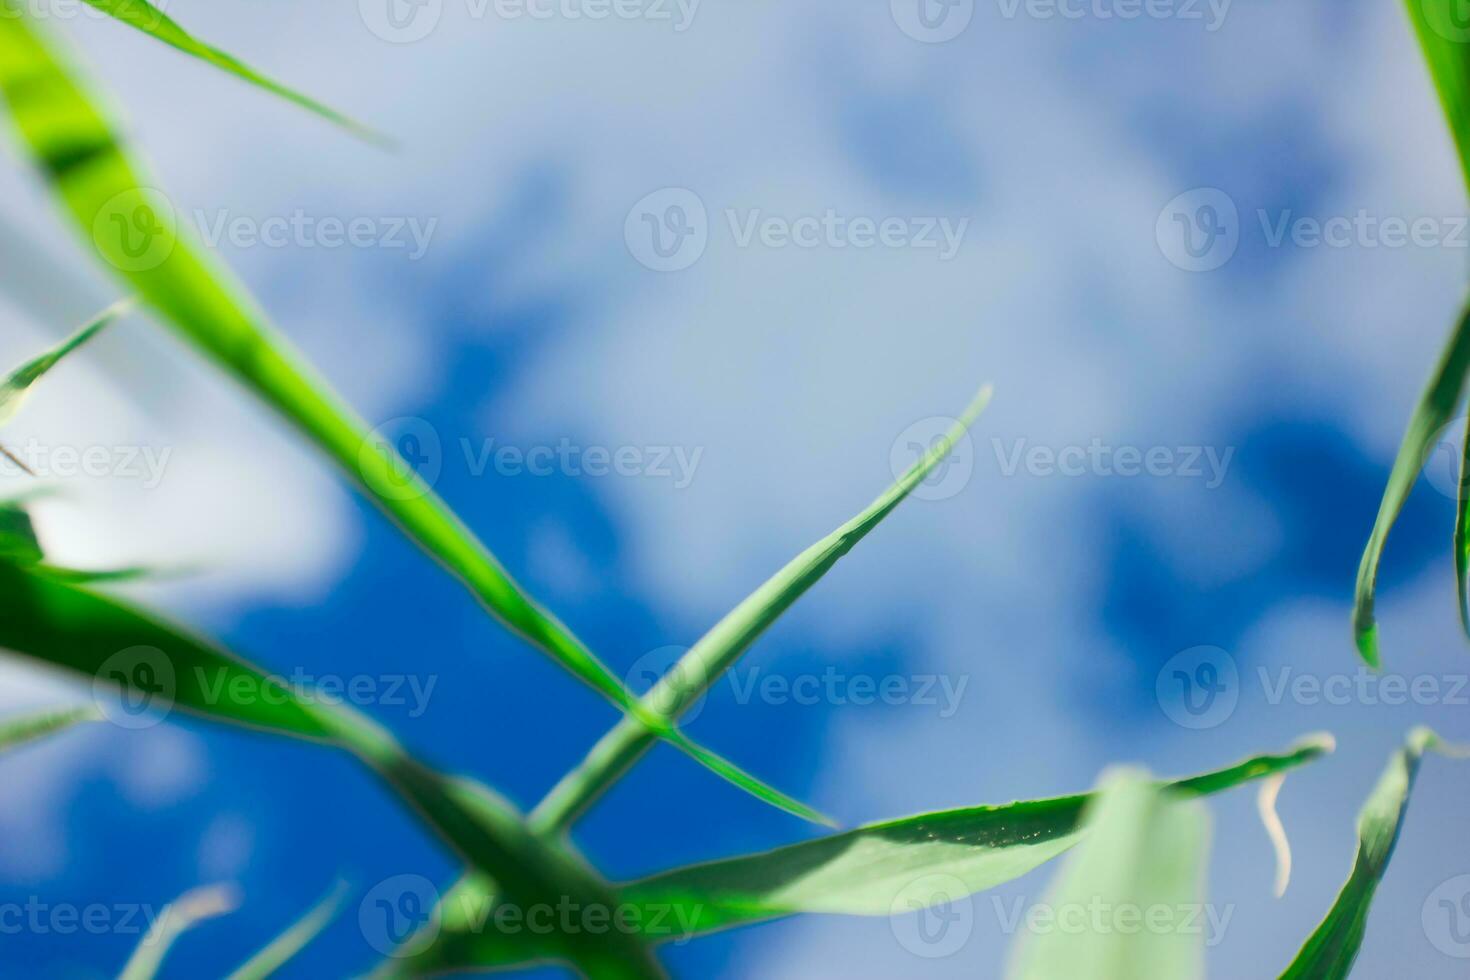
1353,299,1470,666
1406,0,1470,195
78,0,388,145
224,881,347,980
1278,728,1461,979
0,6,813,827
393,736,1328,975
532,386,993,833
1006,772,1207,980
119,883,240,980
0,562,662,979
0,299,129,427
0,704,101,752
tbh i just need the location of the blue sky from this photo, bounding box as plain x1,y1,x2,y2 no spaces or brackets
2,0,1470,976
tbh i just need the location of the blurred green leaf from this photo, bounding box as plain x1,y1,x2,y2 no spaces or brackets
78,0,387,145
395,736,1329,975
533,386,992,832
0,502,43,564
1353,300,1470,666
0,299,127,428
1406,0,1470,194
0,2,815,827
0,703,100,752
1279,728,1461,979
224,881,347,980
0,563,662,978
119,883,240,980
1006,771,1207,980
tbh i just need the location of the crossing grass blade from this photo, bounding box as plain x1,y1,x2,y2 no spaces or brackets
390,735,1330,975
0,299,129,428
119,883,240,980
1006,772,1207,980
77,0,388,146
532,385,993,833
0,6,818,828
0,563,663,979
0,703,101,752
224,881,347,980
1278,728,1463,979
1353,299,1470,666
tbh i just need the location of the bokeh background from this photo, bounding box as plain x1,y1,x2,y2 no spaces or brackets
2,0,1470,975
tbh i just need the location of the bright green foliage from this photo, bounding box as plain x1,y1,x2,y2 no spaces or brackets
0,3,818,827
78,0,386,144
393,736,1328,975
0,299,127,428
1279,729,1462,979
1006,772,1207,980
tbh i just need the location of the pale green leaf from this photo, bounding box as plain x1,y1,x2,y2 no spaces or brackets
119,883,240,980
224,881,348,980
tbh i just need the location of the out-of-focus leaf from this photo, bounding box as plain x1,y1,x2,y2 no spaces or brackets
119,883,240,980
1278,728,1462,979
0,703,100,752
0,299,127,428
394,736,1329,976
0,563,662,979
0,4,815,828
532,386,992,832
1406,0,1470,193
0,501,42,563
1006,771,1207,980
78,0,386,145
1353,300,1470,666
224,881,347,980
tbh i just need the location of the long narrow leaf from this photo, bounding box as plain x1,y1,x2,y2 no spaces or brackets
1278,728,1461,979
79,0,386,145
119,883,240,980
532,385,993,832
1006,772,1208,980
0,563,661,979
0,3,816,826
1406,0,1470,195
393,735,1330,975
0,299,128,427
1353,299,1470,666
224,881,347,980
0,703,100,752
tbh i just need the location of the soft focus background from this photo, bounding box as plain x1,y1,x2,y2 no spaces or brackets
2,0,1470,975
